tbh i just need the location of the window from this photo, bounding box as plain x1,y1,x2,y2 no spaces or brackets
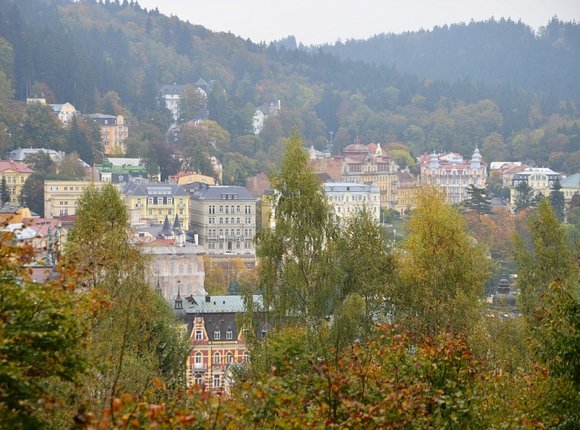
195,330,202,340
226,330,233,340
194,374,203,386
214,330,221,340
243,352,250,363
226,352,234,364
213,374,221,388
167,197,173,205
214,352,221,364
195,352,203,364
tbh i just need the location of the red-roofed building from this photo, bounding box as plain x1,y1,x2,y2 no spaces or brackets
0,160,34,205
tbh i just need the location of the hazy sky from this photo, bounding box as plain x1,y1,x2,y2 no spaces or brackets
136,0,579,45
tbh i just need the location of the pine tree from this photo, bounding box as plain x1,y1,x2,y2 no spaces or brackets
514,180,534,213
549,178,565,222
0,176,9,205
465,184,493,214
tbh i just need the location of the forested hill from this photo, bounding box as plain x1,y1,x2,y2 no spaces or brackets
316,18,580,104
0,0,579,179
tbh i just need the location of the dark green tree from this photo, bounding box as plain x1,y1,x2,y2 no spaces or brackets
549,178,565,222
514,180,534,213
20,173,44,215
0,175,9,205
464,184,493,214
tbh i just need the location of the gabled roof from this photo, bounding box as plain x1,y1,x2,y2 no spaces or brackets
0,160,34,174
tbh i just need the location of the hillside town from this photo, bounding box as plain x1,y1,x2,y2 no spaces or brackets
1,1,579,428
2,86,579,394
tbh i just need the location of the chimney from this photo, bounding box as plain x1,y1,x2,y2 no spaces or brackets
205,295,211,303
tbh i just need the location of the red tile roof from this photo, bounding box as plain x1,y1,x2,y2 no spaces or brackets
0,160,34,173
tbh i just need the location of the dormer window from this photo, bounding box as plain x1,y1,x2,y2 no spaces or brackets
213,330,221,340
226,330,233,340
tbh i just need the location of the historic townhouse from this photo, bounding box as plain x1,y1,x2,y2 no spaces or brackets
180,294,264,393
340,143,399,209
86,113,129,155
121,180,190,228
509,167,562,210
0,160,33,205
43,180,105,218
189,185,257,260
419,148,487,204
323,181,381,223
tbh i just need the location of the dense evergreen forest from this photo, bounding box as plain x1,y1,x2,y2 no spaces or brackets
0,0,579,181
317,18,580,105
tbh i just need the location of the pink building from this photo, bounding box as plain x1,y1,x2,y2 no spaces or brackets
419,148,487,204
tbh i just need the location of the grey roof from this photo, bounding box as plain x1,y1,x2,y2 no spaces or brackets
85,113,117,120
561,173,580,189
190,185,256,201
8,147,65,162
183,294,263,314
121,181,188,197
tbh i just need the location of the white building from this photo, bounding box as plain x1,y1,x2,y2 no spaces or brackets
323,182,381,224
509,167,562,209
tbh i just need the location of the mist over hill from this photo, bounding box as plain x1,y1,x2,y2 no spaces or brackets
0,0,579,177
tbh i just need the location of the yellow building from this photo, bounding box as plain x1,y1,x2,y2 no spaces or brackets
393,171,420,215
44,180,106,218
169,172,216,186
86,113,129,155
340,143,399,209
121,181,190,228
0,160,34,205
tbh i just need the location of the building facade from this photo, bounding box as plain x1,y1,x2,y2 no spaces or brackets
509,167,562,210
340,143,399,209
181,294,263,392
169,172,216,187
0,160,34,205
50,102,77,125
419,148,487,204
86,113,129,155
43,180,105,218
393,171,420,215
121,181,190,228
323,182,380,223
561,172,580,204
189,185,257,259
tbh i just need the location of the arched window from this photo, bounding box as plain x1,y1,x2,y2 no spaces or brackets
226,352,234,364
214,352,221,364
194,374,203,387
195,352,203,365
